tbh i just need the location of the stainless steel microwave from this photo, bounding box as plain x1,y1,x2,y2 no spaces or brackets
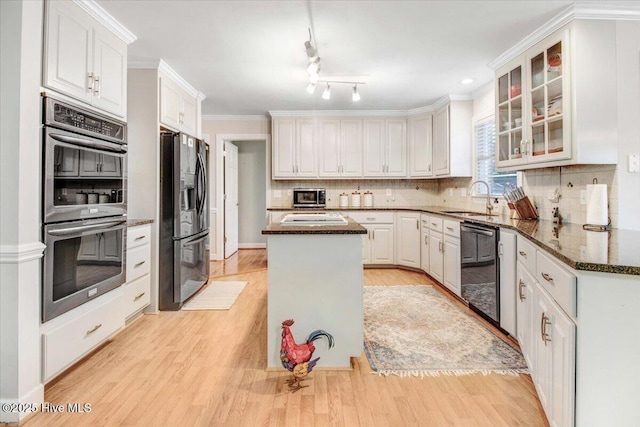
293,188,326,208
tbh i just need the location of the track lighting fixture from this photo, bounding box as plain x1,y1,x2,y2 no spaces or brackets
309,71,320,85
306,59,320,75
306,82,316,94
352,84,361,102
304,40,318,62
322,83,331,100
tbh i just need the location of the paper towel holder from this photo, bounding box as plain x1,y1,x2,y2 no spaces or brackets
582,178,610,232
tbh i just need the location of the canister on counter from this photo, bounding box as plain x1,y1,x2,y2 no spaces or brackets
339,192,349,208
99,193,110,203
351,191,361,208
363,191,373,207
75,192,88,204
87,192,99,204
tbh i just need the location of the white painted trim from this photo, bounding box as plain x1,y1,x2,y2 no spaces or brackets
73,0,137,44
238,243,267,249
407,105,434,116
202,115,269,122
128,59,161,69
471,81,495,100
0,242,46,264
573,3,640,21
157,59,206,100
268,110,408,118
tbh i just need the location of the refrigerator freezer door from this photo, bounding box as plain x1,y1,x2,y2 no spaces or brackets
174,231,209,304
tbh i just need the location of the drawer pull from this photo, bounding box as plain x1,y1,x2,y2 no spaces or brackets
424,235,428,245
540,313,551,346
134,292,146,301
366,217,376,221
446,226,454,231
432,222,437,226
86,324,102,335
135,260,146,268
519,250,527,258
518,279,526,301
134,235,146,241
541,272,553,283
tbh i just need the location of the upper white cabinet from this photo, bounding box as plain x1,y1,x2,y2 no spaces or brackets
363,119,407,177
494,21,619,171
272,118,317,178
44,0,130,118
160,75,198,135
319,119,362,178
432,100,473,177
408,114,433,177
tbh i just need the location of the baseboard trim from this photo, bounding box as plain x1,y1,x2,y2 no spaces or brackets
0,383,44,423
238,243,267,249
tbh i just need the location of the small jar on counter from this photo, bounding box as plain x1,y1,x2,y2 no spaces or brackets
363,191,373,207
339,192,349,208
351,191,361,208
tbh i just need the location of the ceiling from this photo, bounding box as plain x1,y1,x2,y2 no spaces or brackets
97,0,578,115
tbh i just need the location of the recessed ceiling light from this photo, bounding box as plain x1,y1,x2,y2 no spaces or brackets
460,78,474,85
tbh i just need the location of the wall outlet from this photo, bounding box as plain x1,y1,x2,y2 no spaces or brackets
273,190,281,198
580,190,587,205
629,154,640,173
386,189,392,196
61,188,67,195
287,189,292,196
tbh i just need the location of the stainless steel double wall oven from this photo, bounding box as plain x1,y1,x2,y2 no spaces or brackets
41,96,128,322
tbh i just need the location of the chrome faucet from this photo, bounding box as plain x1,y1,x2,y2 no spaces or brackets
469,180,494,216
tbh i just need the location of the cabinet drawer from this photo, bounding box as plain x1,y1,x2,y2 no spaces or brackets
126,244,150,282
517,235,537,273
443,219,460,237
127,225,151,249
43,293,124,382
124,274,150,319
428,216,443,232
536,250,576,317
348,211,394,224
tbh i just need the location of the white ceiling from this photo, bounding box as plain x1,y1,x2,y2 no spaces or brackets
97,0,578,115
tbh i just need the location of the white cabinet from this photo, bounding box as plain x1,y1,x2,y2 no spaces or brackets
420,214,430,273
272,119,317,178
363,119,407,177
319,119,362,178
124,224,151,319
428,216,444,284
442,219,461,297
395,212,421,268
349,212,394,265
499,230,517,337
516,263,536,370
432,100,473,177
160,76,198,135
44,0,128,118
408,114,433,177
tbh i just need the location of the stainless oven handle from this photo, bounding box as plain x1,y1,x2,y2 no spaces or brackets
49,133,127,153
48,220,126,236
460,225,494,236
182,234,209,246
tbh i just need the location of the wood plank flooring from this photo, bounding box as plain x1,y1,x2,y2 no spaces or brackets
22,251,548,426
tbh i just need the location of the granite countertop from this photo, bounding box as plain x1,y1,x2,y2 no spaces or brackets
267,206,640,275
262,217,367,235
127,218,154,227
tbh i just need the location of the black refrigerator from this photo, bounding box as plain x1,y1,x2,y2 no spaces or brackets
159,132,209,310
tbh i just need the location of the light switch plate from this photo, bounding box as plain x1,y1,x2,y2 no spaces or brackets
580,190,587,205
287,189,292,196
273,190,281,198
386,189,392,196
629,154,640,173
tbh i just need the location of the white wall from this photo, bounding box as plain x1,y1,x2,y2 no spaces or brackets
236,140,267,247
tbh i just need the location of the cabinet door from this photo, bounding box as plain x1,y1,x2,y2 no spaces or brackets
160,77,181,130
433,106,450,175
92,26,127,117
516,264,535,371
443,235,461,296
370,225,394,264
56,146,80,177
409,115,433,177
318,119,341,177
499,231,518,337
396,213,421,268
361,225,371,264
385,119,407,177
429,230,444,283
549,301,576,427
534,283,553,416
421,217,430,273
79,151,100,176
98,154,121,177
340,119,363,177
272,119,296,178
181,94,197,135
363,119,385,177
496,61,527,168
44,0,94,105
295,119,317,177
101,231,122,262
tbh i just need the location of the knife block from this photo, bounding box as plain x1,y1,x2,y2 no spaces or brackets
513,196,538,220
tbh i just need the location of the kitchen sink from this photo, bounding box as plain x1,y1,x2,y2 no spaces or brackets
280,212,348,226
442,210,485,215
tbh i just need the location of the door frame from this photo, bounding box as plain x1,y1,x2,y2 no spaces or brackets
214,133,271,260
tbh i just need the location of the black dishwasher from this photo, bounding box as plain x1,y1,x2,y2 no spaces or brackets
460,222,500,326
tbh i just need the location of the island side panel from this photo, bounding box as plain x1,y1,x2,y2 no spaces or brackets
267,233,363,369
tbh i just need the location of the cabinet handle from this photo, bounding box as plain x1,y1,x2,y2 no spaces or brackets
93,75,100,95
424,235,428,245
519,250,527,258
518,279,526,301
135,260,146,268
431,222,437,227
134,235,146,241
372,229,375,240
417,219,420,230
86,324,102,335
366,217,376,221
87,72,94,91
134,292,146,301
428,163,431,172
446,226,453,231
540,313,551,346
541,272,553,283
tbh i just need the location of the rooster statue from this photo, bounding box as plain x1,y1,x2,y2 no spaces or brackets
280,319,334,392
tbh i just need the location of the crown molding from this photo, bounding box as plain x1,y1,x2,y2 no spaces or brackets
128,59,162,69
407,105,435,116
157,60,204,100
73,0,137,44
268,110,408,118
488,3,640,70
0,242,46,264
470,81,495,100
203,115,269,121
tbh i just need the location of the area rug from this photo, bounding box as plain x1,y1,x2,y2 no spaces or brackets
363,285,528,377
181,281,247,310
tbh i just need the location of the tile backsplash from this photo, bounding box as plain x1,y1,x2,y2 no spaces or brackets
269,164,618,227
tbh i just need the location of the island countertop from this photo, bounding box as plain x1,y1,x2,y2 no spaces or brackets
262,217,367,235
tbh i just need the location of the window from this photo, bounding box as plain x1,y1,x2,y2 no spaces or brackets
473,115,517,196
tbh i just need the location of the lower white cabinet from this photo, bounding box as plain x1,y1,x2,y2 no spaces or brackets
125,224,151,319
442,219,461,297
395,212,421,268
420,214,430,272
349,211,395,265
428,228,444,284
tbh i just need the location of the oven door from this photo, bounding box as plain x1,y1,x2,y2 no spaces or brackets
43,217,127,322
44,126,127,223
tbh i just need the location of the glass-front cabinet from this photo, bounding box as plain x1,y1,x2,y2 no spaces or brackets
496,30,571,170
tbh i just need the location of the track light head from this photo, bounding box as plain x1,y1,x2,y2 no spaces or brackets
352,85,361,102
322,84,331,100
304,40,318,61
306,58,320,75
306,82,316,94
309,67,320,84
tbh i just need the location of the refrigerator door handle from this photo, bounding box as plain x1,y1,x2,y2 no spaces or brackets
183,233,209,247
194,153,202,215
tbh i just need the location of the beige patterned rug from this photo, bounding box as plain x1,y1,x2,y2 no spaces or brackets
363,285,528,377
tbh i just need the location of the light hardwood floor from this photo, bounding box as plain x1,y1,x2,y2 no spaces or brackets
22,251,548,427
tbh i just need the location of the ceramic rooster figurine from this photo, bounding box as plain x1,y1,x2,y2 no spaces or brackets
280,319,334,392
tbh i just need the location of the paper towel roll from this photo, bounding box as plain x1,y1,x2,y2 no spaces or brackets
586,231,608,264
586,184,608,226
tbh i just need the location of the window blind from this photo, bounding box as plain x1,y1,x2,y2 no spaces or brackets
474,117,517,195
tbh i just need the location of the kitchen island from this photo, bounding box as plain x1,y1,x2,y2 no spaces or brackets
262,215,367,369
